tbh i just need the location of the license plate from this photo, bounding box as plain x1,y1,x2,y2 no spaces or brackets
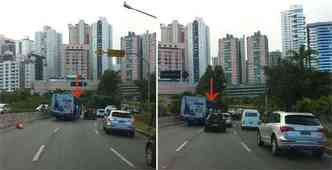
301,131,311,135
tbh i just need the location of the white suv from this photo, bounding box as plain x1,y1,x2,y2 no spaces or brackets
257,111,327,157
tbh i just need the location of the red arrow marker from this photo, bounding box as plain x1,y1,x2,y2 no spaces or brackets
205,78,219,101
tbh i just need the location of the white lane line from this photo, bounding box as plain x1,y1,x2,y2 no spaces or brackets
53,128,60,134
240,142,252,152
94,122,97,127
233,130,238,135
95,130,99,135
32,145,46,162
176,140,188,152
109,147,135,168
197,128,204,134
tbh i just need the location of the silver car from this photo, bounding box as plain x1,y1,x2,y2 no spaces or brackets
257,111,327,157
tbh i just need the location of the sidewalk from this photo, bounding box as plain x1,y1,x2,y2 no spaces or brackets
0,112,51,129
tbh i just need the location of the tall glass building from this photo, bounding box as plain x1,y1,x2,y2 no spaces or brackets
307,22,332,72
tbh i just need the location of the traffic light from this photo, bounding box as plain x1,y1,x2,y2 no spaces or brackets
95,48,103,55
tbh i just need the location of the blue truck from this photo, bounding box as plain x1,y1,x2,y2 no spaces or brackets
51,93,81,121
180,96,208,126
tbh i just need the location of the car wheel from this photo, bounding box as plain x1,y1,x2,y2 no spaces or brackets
271,136,280,156
241,126,245,130
313,150,324,159
204,127,208,132
145,143,155,167
257,131,263,146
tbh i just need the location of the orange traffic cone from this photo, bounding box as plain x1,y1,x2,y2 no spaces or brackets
16,121,24,129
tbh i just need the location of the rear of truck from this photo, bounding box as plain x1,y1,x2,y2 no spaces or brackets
51,94,80,121
181,96,207,126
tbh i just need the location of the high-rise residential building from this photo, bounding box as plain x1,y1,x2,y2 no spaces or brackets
268,51,282,66
281,4,306,58
307,22,332,72
0,35,16,56
141,31,156,79
68,20,90,45
158,42,185,80
64,44,89,79
185,17,210,84
212,56,219,67
120,32,142,81
218,34,243,85
20,59,35,89
160,20,185,43
247,31,268,84
34,26,63,79
240,35,247,84
15,37,34,61
0,59,20,92
90,17,113,80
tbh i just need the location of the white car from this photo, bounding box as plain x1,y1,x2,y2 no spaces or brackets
35,104,48,112
105,105,117,117
0,104,9,114
241,109,261,129
257,111,327,157
96,109,105,117
222,112,232,127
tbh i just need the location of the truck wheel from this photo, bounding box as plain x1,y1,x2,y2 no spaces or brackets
313,150,324,159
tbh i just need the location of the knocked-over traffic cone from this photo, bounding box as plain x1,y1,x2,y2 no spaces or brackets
16,120,24,129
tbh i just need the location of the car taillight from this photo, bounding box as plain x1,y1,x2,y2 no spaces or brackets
280,126,294,133
317,128,325,133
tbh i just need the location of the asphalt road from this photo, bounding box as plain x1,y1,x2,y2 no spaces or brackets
159,121,332,170
0,117,152,170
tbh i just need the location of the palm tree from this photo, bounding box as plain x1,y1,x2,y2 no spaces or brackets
287,45,318,71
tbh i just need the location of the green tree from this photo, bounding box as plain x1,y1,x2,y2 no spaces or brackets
97,70,122,101
196,65,227,96
287,45,318,71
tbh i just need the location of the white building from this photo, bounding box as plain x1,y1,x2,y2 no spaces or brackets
90,17,114,80
185,18,210,84
68,20,90,45
160,20,185,43
15,37,34,61
0,60,20,92
34,26,63,79
20,60,35,89
141,31,156,79
281,4,306,58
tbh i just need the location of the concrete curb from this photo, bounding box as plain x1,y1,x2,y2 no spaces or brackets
159,121,184,128
136,128,152,137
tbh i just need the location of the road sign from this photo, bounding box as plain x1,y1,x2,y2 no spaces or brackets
205,78,219,101
107,49,125,57
160,70,181,80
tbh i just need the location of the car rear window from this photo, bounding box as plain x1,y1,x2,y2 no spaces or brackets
112,112,132,118
245,112,258,117
285,115,320,126
209,114,223,121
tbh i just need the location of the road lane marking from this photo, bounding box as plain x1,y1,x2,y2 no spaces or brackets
32,145,46,162
197,128,204,134
110,147,135,168
240,142,252,152
53,128,60,134
176,140,188,152
233,130,238,135
95,130,99,135
94,122,97,127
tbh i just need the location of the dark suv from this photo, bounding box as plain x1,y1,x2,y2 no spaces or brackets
204,113,226,132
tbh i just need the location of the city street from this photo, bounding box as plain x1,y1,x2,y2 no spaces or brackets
159,120,332,170
0,117,151,170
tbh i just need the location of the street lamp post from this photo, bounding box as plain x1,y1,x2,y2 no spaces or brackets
123,1,157,129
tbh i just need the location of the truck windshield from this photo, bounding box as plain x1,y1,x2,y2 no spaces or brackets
245,112,258,117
